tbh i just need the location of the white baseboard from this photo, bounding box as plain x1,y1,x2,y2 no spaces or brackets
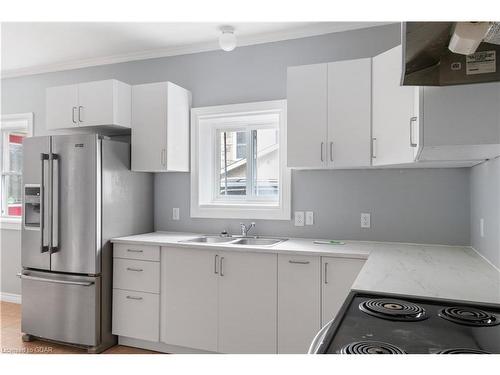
0,292,21,304
118,336,215,354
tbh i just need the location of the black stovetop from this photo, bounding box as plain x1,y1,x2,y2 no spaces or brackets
317,292,500,354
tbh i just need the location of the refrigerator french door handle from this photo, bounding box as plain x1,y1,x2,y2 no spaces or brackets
50,153,59,253
40,153,50,253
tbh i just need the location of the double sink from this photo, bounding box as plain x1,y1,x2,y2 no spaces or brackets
180,235,287,247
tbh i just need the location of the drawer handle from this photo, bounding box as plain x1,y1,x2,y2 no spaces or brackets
126,296,143,300
288,260,310,265
126,267,143,272
127,249,143,253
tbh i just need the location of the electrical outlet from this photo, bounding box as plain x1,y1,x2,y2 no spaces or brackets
294,211,305,226
480,218,485,237
172,207,180,221
306,211,314,225
361,213,371,229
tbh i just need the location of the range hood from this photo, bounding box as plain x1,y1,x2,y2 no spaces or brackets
402,22,500,86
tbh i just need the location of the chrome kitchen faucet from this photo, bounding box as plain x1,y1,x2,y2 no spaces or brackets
240,222,256,237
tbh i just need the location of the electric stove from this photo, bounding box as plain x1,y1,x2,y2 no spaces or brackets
312,292,500,354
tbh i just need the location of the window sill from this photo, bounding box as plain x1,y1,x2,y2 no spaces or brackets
191,203,290,220
0,217,22,231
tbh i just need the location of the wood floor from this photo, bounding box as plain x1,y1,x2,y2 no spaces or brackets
0,301,157,354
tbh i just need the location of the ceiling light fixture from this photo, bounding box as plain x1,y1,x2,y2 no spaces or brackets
219,26,237,52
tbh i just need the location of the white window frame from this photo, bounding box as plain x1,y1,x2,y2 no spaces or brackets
0,113,33,230
191,100,290,220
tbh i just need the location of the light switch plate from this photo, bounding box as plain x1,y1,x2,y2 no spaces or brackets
361,213,371,228
294,211,305,226
305,211,314,225
480,218,485,237
172,207,180,221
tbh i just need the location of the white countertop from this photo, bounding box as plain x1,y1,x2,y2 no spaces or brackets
112,231,500,306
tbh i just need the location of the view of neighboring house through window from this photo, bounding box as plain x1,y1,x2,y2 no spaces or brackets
218,126,279,200
1,113,33,221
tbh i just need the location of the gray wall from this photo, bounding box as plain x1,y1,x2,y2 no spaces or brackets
156,168,470,244
1,23,473,294
0,229,22,295
471,157,500,268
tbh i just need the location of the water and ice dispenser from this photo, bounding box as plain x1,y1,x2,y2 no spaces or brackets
24,185,41,229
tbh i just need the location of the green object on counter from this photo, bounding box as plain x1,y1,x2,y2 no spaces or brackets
313,240,346,245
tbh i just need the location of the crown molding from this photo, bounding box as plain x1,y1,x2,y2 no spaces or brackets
1,22,394,79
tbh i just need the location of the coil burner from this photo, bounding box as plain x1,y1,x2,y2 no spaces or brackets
436,348,491,354
339,341,406,354
359,298,427,322
438,307,500,327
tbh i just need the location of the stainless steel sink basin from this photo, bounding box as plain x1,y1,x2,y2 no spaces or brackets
181,236,234,244
231,238,286,246
180,235,287,247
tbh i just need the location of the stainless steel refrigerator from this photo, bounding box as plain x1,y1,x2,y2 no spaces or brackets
20,133,153,353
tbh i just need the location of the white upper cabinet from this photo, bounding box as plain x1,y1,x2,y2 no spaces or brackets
287,59,372,169
46,79,131,130
131,82,191,172
287,64,328,168
372,45,420,166
46,84,79,130
372,45,500,166
328,58,372,168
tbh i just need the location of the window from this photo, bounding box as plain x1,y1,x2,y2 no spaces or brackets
1,113,33,229
191,100,290,220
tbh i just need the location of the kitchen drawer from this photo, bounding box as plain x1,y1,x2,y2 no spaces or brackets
113,243,160,262
113,258,160,293
112,289,159,342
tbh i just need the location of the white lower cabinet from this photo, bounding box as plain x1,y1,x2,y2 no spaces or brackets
112,289,159,342
277,255,321,354
218,251,277,354
160,247,277,354
112,245,160,342
161,247,218,352
112,242,366,353
321,257,366,325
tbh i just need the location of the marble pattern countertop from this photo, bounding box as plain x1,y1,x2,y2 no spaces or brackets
111,231,500,306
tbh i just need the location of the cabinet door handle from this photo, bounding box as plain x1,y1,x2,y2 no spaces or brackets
289,260,310,265
126,267,143,272
220,256,224,277
72,107,77,124
371,138,377,159
127,249,143,253
78,106,83,122
126,295,143,301
214,254,219,274
324,262,328,284
329,141,334,162
161,149,166,167
409,117,418,147
320,142,324,162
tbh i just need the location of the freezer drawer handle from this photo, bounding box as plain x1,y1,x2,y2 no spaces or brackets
126,267,143,272
126,296,143,301
20,274,94,287
127,249,143,253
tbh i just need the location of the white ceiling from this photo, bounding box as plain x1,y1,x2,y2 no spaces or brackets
1,22,390,78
